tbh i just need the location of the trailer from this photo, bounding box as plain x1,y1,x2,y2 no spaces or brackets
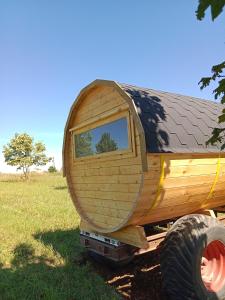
63,79,225,300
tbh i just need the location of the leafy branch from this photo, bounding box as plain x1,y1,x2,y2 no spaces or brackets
196,0,225,21
196,0,225,149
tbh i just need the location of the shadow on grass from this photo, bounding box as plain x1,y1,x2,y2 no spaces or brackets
35,230,168,300
0,229,119,300
0,228,171,300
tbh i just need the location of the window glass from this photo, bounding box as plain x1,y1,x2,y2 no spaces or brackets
74,117,128,158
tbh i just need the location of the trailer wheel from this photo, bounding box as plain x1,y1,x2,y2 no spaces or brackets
160,214,225,300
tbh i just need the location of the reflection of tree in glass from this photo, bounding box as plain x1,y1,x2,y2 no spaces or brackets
75,132,93,157
95,132,118,154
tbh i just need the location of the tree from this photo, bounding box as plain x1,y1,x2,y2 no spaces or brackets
48,166,57,173
95,132,118,154
196,0,225,149
75,132,93,157
48,156,57,173
3,133,50,179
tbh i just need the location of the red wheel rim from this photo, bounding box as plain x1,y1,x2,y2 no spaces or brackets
201,240,225,292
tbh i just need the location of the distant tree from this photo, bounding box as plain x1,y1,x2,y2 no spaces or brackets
48,156,57,173
3,133,50,179
196,0,225,149
95,132,118,154
48,166,57,173
75,132,93,157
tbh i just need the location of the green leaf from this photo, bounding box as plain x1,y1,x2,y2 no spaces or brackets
212,61,225,75
196,0,225,20
198,77,212,89
221,95,225,104
214,78,225,99
218,113,225,123
197,2,225,150
196,0,211,20
211,0,225,20
206,128,224,145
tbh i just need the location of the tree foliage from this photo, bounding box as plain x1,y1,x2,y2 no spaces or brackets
196,0,225,149
48,166,57,173
75,132,93,157
3,133,50,179
95,132,118,154
199,62,225,149
196,0,225,21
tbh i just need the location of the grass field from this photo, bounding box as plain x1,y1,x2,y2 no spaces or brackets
0,173,120,300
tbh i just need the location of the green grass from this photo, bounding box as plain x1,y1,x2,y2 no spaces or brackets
0,173,120,300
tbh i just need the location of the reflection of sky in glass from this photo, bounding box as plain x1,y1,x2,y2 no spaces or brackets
75,117,128,157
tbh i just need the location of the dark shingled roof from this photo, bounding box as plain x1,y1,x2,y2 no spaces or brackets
120,83,224,153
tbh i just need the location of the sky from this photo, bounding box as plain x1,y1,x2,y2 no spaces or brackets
0,1,225,172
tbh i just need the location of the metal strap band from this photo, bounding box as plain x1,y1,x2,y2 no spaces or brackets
207,156,221,200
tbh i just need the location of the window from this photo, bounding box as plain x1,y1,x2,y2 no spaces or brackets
74,117,129,158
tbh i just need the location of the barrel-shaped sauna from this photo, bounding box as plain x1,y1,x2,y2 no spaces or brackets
63,79,225,235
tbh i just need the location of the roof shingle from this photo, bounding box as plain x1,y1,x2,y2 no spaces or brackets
120,83,224,153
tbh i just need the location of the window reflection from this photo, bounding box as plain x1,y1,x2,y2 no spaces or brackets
74,117,128,158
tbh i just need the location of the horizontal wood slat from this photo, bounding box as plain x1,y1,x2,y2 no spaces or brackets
130,154,225,225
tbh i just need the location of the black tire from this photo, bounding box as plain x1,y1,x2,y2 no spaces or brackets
160,214,225,300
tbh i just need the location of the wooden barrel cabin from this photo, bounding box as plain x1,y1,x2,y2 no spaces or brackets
63,80,225,299
63,79,225,241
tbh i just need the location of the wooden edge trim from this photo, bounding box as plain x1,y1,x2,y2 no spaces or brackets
80,219,148,249
130,155,165,224
115,81,148,172
69,104,128,132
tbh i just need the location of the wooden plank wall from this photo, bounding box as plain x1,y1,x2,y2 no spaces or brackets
137,154,225,225
65,84,225,233
67,86,143,231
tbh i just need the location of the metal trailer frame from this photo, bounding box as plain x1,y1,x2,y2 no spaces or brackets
80,213,225,263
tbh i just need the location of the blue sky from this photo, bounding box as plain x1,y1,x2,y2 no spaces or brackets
0,1,224,172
